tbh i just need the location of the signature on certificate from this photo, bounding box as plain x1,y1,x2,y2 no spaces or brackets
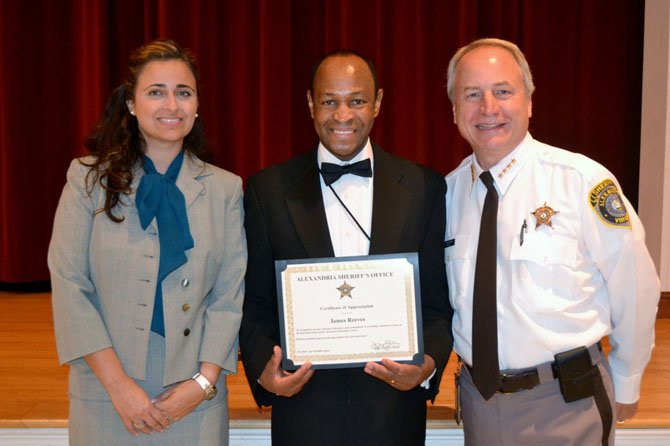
370,340,401,351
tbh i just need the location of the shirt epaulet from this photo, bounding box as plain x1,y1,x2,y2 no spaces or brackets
535,141,610,182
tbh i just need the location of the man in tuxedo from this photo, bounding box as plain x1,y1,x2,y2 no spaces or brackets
239,50,452,445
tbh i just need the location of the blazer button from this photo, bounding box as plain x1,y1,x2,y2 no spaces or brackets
183,328,191,336
182,303,191,312
181,278,190,287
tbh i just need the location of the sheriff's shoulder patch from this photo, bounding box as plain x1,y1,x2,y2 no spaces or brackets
588,179,631,228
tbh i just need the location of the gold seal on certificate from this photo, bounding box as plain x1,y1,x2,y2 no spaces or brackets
274,253,423,370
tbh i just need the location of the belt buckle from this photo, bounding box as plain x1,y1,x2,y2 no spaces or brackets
498,370,539,394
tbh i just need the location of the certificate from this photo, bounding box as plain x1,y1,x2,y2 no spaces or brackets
275,253,423,370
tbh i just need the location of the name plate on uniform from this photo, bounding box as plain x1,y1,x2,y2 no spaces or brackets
275,253,423,370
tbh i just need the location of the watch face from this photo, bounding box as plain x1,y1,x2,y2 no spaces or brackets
205,385,218,400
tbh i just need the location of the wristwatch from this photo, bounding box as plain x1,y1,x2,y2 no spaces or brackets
192,372,217,400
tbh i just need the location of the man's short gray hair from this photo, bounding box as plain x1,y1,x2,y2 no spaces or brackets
446,38,535,103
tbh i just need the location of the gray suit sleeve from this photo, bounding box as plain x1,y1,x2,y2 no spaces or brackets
198,173,247,373
48,159,112,364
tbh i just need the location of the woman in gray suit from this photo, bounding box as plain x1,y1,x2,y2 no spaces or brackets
48,39,246,445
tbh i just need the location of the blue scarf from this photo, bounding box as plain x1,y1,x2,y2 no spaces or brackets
136,151,194,336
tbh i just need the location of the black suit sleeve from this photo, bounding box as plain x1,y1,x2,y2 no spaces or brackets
239,175,280,406
417,174,453,401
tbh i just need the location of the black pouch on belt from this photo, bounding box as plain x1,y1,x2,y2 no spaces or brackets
553,346,597,403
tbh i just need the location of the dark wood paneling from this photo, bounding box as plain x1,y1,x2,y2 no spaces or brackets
658,292,670,319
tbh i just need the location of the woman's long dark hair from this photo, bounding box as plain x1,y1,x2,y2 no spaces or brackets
83,39,208,222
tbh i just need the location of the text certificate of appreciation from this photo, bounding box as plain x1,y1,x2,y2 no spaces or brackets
275,253,423,370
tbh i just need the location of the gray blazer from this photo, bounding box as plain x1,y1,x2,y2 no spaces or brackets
48,153,246,386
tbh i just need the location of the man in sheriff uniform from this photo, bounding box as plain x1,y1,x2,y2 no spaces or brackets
444,38,659,445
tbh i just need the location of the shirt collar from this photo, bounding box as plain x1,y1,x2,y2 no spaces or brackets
469,132,532,196
317,139,374,171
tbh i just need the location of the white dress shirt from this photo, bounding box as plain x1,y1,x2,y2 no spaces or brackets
445,133,659,403
317,140,435,387
318,140,374,257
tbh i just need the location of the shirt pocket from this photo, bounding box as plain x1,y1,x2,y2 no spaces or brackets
509,231,585,312
444,234,474,309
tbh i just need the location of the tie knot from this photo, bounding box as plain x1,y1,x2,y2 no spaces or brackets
320,158,372,186
479,170,496,190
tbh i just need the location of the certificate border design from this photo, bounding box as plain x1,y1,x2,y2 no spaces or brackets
275,253,424,370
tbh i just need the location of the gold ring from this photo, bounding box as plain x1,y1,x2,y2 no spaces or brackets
132,421,145,430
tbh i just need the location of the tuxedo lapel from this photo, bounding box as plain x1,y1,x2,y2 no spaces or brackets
284,156,335,258
369,147,412,254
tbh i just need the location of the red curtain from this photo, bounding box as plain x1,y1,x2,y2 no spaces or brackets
0,0,644,282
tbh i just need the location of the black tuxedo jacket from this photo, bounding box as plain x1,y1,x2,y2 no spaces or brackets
240,144,452,446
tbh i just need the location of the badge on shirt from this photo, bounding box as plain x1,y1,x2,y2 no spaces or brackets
588,179,631,228
531,202,559,228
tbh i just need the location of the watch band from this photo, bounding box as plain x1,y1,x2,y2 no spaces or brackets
192,372,218,400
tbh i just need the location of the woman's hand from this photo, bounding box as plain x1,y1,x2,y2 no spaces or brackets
84,348,169,436
152,379,207,423
152,363,222,425
107,375,171,435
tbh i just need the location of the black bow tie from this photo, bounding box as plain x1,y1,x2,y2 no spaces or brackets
319,159,372,186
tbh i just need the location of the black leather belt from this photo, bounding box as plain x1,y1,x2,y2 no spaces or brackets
463,343,602,394
464,364,548,393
